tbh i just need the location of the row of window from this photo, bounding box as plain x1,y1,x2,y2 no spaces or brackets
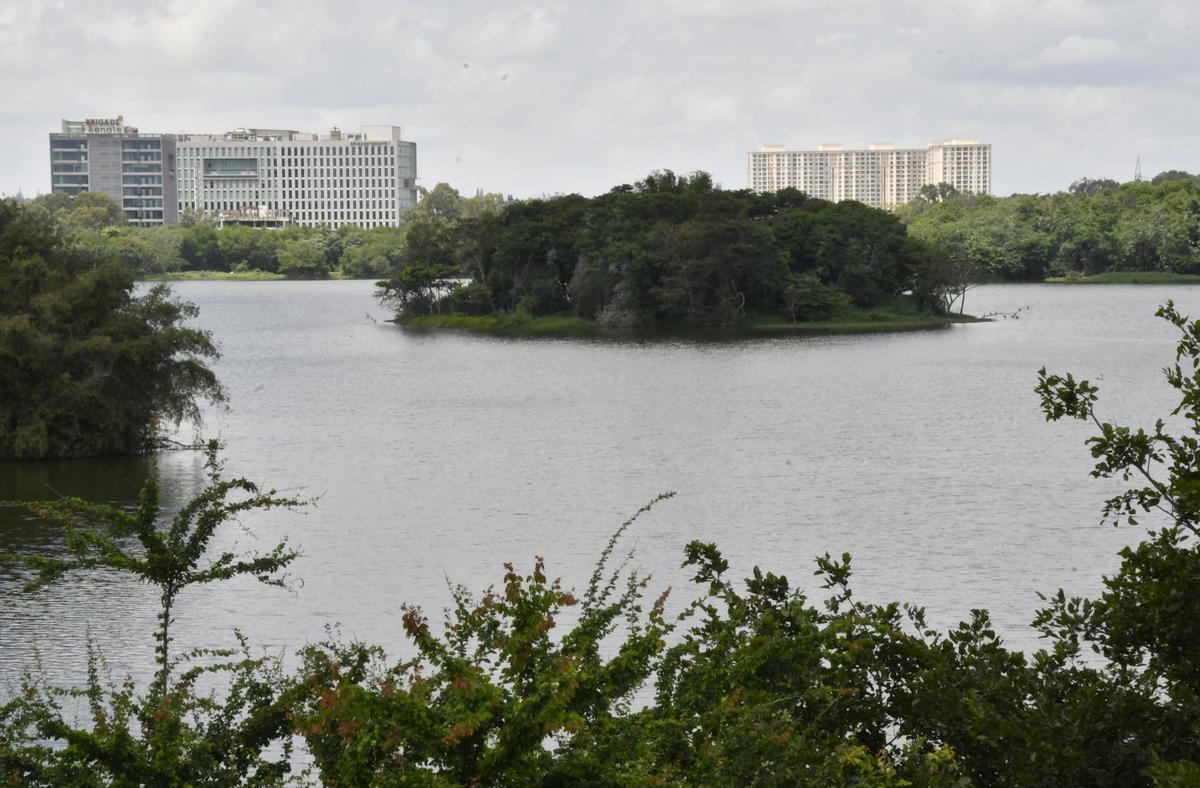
179,146,402,160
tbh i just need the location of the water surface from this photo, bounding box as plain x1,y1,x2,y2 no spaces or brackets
3,281,1196,691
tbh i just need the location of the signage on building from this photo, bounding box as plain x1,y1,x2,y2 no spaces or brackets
84,117,135,135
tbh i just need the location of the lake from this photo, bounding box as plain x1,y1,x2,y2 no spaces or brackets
2,281,1196,692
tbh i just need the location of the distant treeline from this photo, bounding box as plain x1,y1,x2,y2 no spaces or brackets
33,169,1199,315
381,171,964,326
899,171,1200,281
28,191,407,280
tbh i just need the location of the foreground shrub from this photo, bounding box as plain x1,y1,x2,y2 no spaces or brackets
287,496,674,785
0,445,302,785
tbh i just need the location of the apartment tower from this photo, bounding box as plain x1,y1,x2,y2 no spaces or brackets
747,139,992,208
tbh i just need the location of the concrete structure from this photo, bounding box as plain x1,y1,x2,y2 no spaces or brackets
213,205,292,229
49,117,178,226
747,139,991,208
176,125,418,228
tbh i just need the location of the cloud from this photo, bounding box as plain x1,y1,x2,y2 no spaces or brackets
450,7,560,60
656,0,793,17
674,92,747,128
813,32,855,46
1012,34,1135,69
0,0,1197,199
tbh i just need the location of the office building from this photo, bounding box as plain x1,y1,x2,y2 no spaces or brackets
176,125,418,228
49,117,178,226
747,139,991,208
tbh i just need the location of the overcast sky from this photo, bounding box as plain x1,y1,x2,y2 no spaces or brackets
2,0,1198,199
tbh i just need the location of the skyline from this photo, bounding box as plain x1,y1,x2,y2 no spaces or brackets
3,0,1198,200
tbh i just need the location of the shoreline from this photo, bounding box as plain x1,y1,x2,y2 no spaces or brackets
1043,272,1200,285
138,270,375,282
396,311,984,339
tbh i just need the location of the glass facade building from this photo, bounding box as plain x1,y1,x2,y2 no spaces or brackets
49,118,178,226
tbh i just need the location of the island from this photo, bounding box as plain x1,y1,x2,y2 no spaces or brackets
379,171,974,336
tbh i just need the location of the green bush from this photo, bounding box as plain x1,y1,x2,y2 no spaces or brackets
0,445,303,785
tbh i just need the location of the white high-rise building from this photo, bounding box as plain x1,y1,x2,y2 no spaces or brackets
176,125,418,228
747,139,991,208
925,140,991,196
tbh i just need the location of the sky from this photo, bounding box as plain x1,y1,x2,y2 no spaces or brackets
2,0,1198,199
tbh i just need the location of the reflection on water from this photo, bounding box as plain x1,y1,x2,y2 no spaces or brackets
2,280,1199,696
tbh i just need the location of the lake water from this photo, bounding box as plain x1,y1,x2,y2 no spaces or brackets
2,281,1197,693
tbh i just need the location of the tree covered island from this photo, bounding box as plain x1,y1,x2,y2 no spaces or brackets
378,171,978,336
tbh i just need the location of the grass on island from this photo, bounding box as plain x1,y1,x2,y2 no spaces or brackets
737,304,981,335
400,300,977,339
141,270,287,282
401,312,599,337
1045,271,1200,285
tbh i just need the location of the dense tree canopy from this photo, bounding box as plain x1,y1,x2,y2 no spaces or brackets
901,174,1200,281
0,198,223,458
381,171,950,327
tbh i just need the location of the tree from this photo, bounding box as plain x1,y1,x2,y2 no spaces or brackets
1151,170,1200,187
410,182,465,224
917,182,961,204
338,227,405,279
1033,300,1200,780
0,447,304,785
640,545,966,785
659,217,788,326
33,192,126,230
217,224,281,273
782,271,851,322
179,224,223,271
917,237,977,314
275,238,329,279
1069,177,1120,196
0,199,224,459
376,262,461,316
